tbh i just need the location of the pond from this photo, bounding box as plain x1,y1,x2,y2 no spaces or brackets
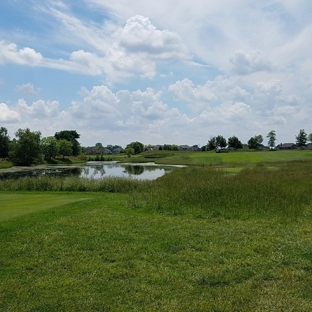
0,161,178,181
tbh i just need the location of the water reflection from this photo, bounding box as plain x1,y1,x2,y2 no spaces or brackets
80,162,170,180
0,162,172,181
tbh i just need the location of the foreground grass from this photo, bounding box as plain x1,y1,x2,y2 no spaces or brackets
1,191,312,311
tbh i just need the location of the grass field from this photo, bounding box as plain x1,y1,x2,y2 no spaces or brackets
0,193,90,221
110,148,312,166
1,151,312,311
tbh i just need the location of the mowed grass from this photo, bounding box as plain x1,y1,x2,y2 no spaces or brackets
0,193,90,221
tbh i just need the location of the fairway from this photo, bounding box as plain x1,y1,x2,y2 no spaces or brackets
0,192,90,221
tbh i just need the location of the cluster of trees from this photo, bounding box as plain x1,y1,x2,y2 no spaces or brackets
296,129,312,147
206,135,243,151
0,127,81,166
125,141,144,156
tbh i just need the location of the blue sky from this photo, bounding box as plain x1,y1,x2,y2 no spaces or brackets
1,0,312,147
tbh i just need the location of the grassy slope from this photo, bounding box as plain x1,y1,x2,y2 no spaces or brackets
111,149,312,166
1,190,312,311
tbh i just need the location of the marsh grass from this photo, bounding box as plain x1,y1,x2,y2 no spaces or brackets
128,160,312,220
0,175,150,193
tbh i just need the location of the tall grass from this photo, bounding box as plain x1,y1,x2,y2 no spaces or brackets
0,175,151,193
128,160,312,220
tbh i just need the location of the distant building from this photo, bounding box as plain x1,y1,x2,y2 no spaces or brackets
179,145,190,151
179,145,201,151
276,143,297,150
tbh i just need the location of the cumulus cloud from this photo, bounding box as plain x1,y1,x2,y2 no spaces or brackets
116,15,187,59
229,50,272,75
17,99,59,118
0,41,43,65
252,79,283,110
69,50,106,75
199,101,252,124
0,103,21,123
168,76,250,113
106,15,188,79
15,83,41,97
169,78,217,104
70,85,179,130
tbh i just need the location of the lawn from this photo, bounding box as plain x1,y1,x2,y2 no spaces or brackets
0,193,90,221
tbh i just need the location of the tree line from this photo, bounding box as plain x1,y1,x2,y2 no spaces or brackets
1,127,312,166
0,127,81,166
205,129,312,151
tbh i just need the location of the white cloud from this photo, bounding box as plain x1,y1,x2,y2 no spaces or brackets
17,99,59,118
169,76,251,114
15,83,41,97
105,15,188,80
0,103,21,123
69,50,106,75
0,41,42,65
229,50,272,75
116,15,187,59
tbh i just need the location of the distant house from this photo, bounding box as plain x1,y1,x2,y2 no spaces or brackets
104,149,113,154
179,145,201,151
179,145,190,151
276,143,297,150
112,147,122,154
190,145,201,151
258,144,269,150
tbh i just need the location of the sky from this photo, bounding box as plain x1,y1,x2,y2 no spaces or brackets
0,0,312,147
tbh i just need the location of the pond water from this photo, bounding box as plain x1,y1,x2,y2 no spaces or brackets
80,162,171,180
0,161,174,181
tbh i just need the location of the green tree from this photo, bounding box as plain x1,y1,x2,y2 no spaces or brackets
248,135,263,149
207,137,216,151
215,135,227,148
9,128,42,166
296,129,307,147
267,130,276,148
54,130,81,156
308,133,312,144
58,139,73,159
163,144,172,150
228,136,243,149
125,147,135,157
126,141,144,154
0,127,10,158
41,136,59,160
